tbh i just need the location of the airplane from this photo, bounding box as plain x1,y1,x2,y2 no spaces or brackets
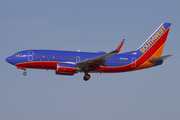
6,23,172,81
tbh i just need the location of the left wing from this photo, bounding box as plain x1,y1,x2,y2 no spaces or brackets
76,39,125,69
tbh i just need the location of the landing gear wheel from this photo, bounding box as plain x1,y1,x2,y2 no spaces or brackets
83,74,90,81
23,71,27,76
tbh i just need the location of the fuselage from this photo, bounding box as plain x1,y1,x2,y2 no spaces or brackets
6,49,147,73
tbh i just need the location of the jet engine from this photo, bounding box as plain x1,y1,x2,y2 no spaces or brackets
56,63,79,76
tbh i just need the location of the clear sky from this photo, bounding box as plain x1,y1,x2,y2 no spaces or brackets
1,0,180,120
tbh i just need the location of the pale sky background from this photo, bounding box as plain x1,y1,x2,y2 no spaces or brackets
1,0,180,120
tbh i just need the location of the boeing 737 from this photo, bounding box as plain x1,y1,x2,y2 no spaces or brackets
6,23,172,81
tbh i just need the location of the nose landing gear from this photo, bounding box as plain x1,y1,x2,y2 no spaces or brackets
17,66,27,76
23,71,27,76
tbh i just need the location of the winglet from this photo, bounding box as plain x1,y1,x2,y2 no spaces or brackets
113,39,125,53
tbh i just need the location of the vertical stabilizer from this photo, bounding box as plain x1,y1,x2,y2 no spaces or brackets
138,23,171,58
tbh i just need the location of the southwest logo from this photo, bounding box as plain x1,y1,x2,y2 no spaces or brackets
140,26,166,53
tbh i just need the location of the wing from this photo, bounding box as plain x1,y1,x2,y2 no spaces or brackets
76,39,125,70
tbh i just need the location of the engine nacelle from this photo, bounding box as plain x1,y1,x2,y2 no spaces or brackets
56,63,78,76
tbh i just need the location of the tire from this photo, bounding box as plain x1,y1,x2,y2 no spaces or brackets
23,72,27,76
83,74,90,81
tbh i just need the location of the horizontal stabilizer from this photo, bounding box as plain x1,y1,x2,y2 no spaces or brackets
148,54,173,62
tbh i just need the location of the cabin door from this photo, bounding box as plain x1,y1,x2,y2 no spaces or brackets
132,57,136,68
28,51,33,61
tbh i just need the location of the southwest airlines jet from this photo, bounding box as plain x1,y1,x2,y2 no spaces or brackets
6,23,172,81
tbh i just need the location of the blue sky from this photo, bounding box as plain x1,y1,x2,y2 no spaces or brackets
1,0,180,120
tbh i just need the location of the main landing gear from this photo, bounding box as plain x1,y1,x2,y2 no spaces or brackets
83,73,91,81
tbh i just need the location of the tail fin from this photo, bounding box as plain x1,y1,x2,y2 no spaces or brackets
138,23,171,58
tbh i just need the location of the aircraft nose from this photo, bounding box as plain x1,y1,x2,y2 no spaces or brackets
6,56,14,64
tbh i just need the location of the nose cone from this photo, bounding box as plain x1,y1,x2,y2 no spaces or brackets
6,56,14,65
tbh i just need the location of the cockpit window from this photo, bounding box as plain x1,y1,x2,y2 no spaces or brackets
14,53,22,56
